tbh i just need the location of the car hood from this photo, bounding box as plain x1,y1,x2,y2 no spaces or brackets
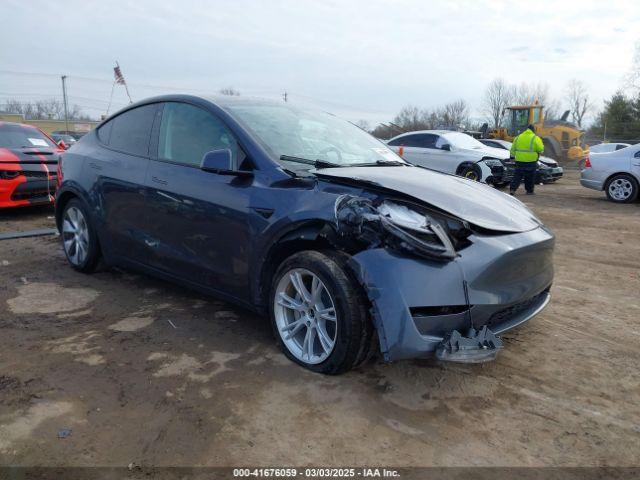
315,166,542,233
0,147,61,164
539,156,558,167
463,145,511,161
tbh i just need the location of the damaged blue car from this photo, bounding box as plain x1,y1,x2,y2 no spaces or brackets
55,95,554,374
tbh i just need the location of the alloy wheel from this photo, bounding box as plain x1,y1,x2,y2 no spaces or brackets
608,178,633,201
62,206,90,266
274,268,338,364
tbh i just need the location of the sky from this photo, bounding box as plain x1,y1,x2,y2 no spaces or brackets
1,0,639,126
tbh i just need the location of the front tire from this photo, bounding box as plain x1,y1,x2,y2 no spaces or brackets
269,250,375,374
459,164,482,182
61,199,101,272
605,174,639,203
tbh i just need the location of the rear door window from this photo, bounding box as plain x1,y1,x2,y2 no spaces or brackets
102,104,157,157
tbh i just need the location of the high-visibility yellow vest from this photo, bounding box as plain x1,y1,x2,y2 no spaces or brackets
510,129,544,162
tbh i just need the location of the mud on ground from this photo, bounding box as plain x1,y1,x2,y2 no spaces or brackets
0,170,639,467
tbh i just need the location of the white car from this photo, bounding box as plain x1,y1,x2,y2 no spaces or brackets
589,142,630,154
386,130,514,186
580,144,640,203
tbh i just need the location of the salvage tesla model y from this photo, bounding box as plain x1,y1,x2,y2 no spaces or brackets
0,122,62,208
55,95,554,374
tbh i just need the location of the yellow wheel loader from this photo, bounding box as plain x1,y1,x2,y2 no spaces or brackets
482,102,589,162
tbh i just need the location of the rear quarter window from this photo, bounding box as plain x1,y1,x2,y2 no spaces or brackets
100,104,157,156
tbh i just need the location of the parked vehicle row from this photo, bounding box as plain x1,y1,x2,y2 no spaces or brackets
53,95,555,373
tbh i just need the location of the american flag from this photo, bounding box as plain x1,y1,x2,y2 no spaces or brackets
114,65,126,85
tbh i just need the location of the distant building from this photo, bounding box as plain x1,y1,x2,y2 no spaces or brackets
0,112,99,134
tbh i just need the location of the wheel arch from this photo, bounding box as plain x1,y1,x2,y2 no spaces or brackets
603,171,640,191
456,161,483,180
55,189,81,231
256,221,336,308
455,160,480,174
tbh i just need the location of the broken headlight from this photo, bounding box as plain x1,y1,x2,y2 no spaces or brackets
334,196,461,261
377,201,456,259
483,159,503,167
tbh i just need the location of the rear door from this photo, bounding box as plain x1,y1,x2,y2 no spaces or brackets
143,101,254,300
389,134,442,169
85,103,158,261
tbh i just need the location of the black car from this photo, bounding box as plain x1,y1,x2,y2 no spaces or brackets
56,95,554,374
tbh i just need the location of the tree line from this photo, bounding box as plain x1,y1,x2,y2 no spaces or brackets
366,40,640,144
1,98,93,121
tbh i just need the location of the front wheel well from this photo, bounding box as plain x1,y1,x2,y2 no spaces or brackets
455,161,478,174
258,225,335,307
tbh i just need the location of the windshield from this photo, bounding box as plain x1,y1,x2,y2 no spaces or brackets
443,132,485,150
226,104,405,168
0,124,57,149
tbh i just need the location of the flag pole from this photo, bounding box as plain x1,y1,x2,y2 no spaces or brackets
106,79,116,116
116,61,132,104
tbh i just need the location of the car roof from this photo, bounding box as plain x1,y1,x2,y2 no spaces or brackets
97,94,313,129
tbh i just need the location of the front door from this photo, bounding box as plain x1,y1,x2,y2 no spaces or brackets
143,101,254,301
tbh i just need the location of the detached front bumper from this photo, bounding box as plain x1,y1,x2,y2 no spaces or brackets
348,226,554,361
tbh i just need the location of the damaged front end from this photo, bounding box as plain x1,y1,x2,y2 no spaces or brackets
328,194,553,364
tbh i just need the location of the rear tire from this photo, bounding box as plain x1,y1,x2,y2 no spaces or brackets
269,250,375,374
61,199,101,272
605,174,639,203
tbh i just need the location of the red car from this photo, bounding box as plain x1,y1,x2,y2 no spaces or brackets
0,122,63,208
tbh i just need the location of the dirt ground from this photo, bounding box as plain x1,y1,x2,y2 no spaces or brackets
0,170,638,468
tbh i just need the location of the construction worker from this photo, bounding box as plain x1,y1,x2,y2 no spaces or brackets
509,124,544,195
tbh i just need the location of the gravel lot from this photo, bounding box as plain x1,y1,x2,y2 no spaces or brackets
0,170,639,468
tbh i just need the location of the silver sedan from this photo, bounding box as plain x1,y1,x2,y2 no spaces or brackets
580,144,640,203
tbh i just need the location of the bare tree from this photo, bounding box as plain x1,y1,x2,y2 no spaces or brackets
219,87,240,96
565,79,592,127
1,98,92,121
393,105,425,131
354,119,370,132
482,78,514,128
34,99,64,119
2,99,25,115
625,40,640,93
543,99,563,120
439,99,469,128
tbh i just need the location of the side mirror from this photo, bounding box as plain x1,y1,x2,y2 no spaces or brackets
200,149,252,177
441,143,451,151
57,140,67,150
